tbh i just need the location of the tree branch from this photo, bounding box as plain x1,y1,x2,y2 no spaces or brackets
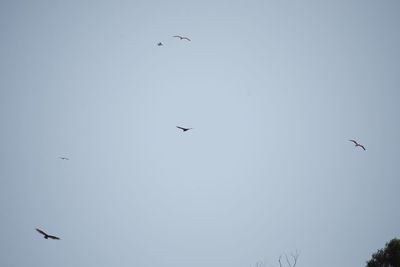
285,254,292,267
291,251,299,267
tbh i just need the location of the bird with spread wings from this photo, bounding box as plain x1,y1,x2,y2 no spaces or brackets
349,139,366,151
36,228,61,240
176,126,193,132
173,35,191,41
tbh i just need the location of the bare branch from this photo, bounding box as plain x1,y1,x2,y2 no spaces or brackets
276,251,299,267
285,254,292,267
291,252,299,267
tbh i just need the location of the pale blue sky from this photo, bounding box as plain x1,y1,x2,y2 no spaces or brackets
1,1,399,267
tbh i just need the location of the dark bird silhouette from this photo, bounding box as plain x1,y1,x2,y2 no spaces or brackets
36,228,60,240
157,42,163,46
173,35,191,41
59,157,69,160
176,126,192,132
349,140,366,151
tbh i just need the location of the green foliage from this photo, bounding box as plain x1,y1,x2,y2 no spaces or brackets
366,238,400,267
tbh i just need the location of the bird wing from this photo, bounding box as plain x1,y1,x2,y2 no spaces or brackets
349,140,358,145
36,228,47,236
47,235,60,240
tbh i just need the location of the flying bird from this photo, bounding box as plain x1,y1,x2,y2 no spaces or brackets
176,126,192,132
173,35,191,41
157,42,163,46
36,228,60,240
349,140,366,151
59,157,69,160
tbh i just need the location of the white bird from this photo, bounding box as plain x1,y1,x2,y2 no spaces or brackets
349,140,366,151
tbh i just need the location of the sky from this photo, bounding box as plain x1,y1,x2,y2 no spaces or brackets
0,1,399,267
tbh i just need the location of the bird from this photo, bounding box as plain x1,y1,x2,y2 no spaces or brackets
157,42,163,46
59,157,69,160
176,126,192,132
349,139,366,151
172,35,191,41
36,228,60,240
